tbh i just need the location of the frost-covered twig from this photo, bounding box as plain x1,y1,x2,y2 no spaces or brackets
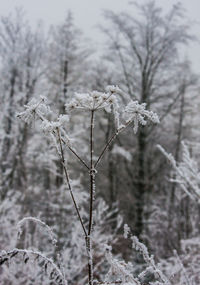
17,216,57,245
94,119,132,168
157,143,200,201
95,99,159,168
56,128,87,237
131,236,171,285
86,109,95,285
17,96,49,124
42,119,90,170
17,98,90,170
173,250,192,285
105,245,141,285
0,248,67,285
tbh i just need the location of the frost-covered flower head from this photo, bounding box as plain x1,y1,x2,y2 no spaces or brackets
65,86,121,113
41,115,69,134
41,115,71,148
65,86,121,128
123,101,159,134
17,96,50,124
105,85,123,94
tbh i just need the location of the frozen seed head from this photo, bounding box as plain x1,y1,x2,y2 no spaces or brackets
17,97,50,125
41,120,61,134
108,96,115,103
102,93,109,101
106,85,122,94
65,100,79,112
91,91,102,100
123,101,159,134
65,89,119,115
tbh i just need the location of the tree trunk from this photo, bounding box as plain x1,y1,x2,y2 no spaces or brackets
135,127,146,237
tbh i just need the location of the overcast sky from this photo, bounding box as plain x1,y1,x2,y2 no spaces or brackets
0,0,200,73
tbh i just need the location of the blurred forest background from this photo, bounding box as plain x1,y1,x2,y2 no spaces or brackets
0,1,200,284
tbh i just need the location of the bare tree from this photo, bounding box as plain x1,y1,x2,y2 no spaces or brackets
0,9,45,200
46,11,91,189
102,1,195,237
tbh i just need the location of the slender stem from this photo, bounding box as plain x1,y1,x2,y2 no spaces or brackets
94,132,118,169
94,120,133,168
85,236,93,285
67,144,89,170
88,110,95,235
57,128,87,236
87,110,95,285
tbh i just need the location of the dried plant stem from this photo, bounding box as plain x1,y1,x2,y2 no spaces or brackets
67,144,89,170
57,128,87,236
94,132,118,168
88,110,95,235
56,115,96,285
17,217,57,245
87,110,95,285
94,120,132,168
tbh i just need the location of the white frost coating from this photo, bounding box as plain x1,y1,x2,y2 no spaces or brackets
42,115,69,133
17,216,57,245
123,224,130,239
65,87,121,128
42,120,61,134
58,114,69,125
131,236,171,285
105,246,141,285
173,250,191,285
157,143,200,201
0,248,67,285
17,96,50,124
123,101,159,134
105,85,123,95
112,145,132,162
157,145,177,168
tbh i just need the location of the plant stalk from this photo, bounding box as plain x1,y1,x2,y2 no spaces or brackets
57,128,87,236
87,110,95,285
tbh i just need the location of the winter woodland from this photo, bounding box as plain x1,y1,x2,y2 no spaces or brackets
0,1,200,285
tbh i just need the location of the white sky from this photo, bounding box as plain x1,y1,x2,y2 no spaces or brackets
0,0,200,73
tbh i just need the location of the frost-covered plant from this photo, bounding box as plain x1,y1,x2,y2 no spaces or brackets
104,224,171,285
157,142,200,201
123,101,159,134
1,86,159,285
0,216,66,284
156,142,200,284
17,216,57,245
157,237,200,285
